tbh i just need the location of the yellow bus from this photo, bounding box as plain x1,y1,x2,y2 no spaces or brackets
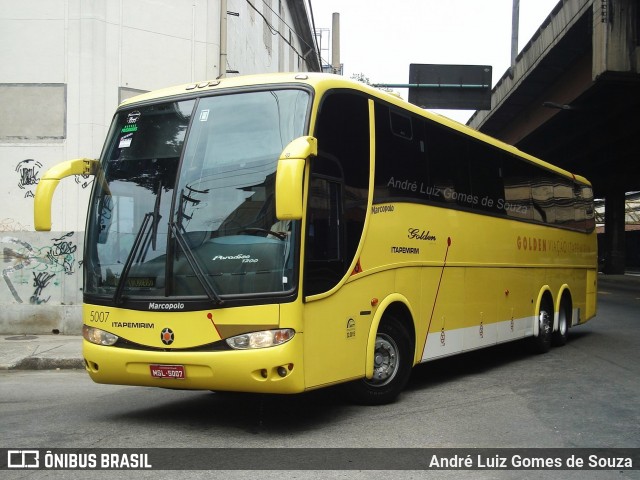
34,73,597,404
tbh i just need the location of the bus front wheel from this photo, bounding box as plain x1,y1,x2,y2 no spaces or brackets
346,320,412,405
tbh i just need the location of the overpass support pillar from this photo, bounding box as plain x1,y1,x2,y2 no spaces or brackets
603,190,626,274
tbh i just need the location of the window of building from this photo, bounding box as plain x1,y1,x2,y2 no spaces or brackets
0,84,66,141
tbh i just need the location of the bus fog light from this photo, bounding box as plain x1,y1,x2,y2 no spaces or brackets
277,366,287,377
83,325,118,346
226,329,295,350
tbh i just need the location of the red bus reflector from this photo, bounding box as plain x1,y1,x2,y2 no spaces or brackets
150,364,186,379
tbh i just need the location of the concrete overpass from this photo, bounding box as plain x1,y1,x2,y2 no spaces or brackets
468,0,640,274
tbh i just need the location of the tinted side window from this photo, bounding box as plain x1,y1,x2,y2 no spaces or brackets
305,91,369,296
374,106,476,210
502,160,535,221
374,102,426,202
553,178,577,229
577,185,596,232
468,144,504,214
372,100,594,233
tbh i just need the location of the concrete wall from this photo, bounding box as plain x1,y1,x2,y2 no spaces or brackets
0,0,316,334
593,0,640,78
1,231,82,334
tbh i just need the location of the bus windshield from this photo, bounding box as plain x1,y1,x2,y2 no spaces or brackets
84,88,310,303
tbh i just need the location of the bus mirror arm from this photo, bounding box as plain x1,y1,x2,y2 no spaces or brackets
275,136,317,221
34,158,99,231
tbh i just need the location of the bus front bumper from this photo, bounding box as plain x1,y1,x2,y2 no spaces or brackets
82,334,305,394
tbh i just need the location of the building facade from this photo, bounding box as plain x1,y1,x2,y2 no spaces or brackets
0,0,320,333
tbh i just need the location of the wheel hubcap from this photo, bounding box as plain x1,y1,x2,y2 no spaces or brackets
369,333,399,386
539,310,550,335
559,311,567,335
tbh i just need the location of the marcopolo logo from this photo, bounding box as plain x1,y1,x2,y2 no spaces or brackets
148,302,185,311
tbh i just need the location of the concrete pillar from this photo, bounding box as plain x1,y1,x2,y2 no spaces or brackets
603,190,626,274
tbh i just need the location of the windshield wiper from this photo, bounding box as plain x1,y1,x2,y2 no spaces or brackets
113,181,164,304
113,211,153,305
150,180,163,250
170,221,224,306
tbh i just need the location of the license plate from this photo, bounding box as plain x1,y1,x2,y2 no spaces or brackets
150,364,186,379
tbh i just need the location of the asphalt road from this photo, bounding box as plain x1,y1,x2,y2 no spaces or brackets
1,280,638,479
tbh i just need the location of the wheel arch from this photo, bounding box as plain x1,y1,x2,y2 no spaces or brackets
555,285,573,332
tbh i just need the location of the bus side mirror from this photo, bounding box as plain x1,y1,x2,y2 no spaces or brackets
34,158,98,231
275,136,317,220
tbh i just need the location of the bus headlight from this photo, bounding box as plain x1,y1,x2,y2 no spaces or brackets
226,329,295,350
83,325,119,346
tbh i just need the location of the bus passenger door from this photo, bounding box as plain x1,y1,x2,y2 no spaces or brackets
302,168,370,388
304,174,344,295
301,91,371,389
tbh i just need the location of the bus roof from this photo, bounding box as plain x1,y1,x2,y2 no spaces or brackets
119,72,591,187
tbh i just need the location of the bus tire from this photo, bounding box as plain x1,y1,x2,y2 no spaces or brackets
552,299,570,347
530,297,552,354
345,319,413,405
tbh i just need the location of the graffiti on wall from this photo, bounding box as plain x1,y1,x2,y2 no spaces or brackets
15,158,94,198
0,218,29,232
31,272,56,304
1,233,78,304
15,159,42,198
74,172,94,189
4,158,91,307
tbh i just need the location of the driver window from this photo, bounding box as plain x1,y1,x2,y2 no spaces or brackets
304,91,370,296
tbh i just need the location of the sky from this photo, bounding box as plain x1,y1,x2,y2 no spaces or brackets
310,0,560,122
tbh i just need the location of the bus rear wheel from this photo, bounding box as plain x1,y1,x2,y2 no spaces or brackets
345,319,412,405
529,298,552,354
552,299,570,347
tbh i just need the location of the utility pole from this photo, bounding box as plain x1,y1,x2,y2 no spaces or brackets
511,0,520,67
219,0,228,78
331,13,341,74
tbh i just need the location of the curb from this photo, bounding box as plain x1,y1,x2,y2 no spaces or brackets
9,357,85,371
598,275,640,294
0,335,84,371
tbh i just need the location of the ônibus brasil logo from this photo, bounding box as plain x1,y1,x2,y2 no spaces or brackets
160,328,174,345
